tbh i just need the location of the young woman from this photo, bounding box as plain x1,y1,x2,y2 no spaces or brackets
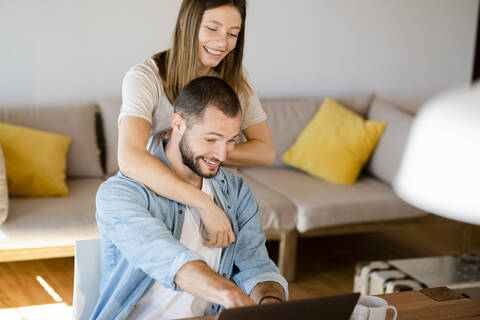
118,0,275,248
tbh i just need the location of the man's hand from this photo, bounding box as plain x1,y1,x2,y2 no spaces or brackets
250,281,285,304
175,260,255,308
258,296,283,304
195,197,235,248
216,281,257,309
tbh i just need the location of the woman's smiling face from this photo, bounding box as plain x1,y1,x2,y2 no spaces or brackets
197,5,242,72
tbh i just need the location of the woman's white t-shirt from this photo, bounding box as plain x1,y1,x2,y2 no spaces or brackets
119,58,267,136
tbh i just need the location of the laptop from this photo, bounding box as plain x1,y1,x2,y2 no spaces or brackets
215,292,360,320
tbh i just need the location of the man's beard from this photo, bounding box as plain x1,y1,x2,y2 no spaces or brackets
179,133,221,179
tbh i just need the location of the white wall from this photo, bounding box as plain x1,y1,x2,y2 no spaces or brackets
0,0,478,111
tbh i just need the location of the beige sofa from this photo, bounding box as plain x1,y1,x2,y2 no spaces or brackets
0,104,103,261
0,96,457,281
238,95,431,281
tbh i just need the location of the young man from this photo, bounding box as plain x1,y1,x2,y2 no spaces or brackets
91,77,288,320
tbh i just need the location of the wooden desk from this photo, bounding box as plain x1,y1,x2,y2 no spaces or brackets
379,287,480,320
183,287,480,320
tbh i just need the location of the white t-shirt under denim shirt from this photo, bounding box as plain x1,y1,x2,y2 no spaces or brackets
119,58,267,136
126,179,220,320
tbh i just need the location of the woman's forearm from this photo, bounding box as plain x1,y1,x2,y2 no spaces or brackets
118,116,235,247
223,138,275,167
118,117,210,209
120,146,235,247
223,120,276,167
120,148,212,208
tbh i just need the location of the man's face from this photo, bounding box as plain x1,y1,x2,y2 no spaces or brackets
179,106,241,178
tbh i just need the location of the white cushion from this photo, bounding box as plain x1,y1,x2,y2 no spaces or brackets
366,98,414,185
240,168,426,233
0,145,8,224
0,178,102,250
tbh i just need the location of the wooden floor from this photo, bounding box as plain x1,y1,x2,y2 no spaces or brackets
0,224,479,313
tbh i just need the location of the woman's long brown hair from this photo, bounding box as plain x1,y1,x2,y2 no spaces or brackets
153,0,251,104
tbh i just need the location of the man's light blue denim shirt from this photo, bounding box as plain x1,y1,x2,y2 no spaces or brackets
90,137,288,320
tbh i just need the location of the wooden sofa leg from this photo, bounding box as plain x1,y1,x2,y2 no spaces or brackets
460,223,472,254
278,229,298,282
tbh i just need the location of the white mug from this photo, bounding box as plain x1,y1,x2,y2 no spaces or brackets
351,296,397,320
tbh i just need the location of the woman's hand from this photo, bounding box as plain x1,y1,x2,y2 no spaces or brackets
196,197,235,247
159,129,172,140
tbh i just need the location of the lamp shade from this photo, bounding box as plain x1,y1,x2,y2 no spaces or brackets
393,82,480,225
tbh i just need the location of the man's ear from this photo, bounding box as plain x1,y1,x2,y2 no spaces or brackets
171,112,186,134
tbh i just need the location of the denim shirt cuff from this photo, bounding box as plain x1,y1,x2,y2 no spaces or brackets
242,271,289,300
167,251,207,291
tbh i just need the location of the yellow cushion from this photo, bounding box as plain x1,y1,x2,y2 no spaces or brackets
0,122,71,196
282,98,386,184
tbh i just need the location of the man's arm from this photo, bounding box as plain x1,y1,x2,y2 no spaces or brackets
229,177,289,299
250,281,285,304
174,260,256,308
96,177,205,289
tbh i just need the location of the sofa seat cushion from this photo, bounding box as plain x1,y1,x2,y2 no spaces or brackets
240,168,427,233
0,178,102,250
237,171,297,230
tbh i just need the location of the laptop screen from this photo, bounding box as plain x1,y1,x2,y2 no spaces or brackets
216,292,360,320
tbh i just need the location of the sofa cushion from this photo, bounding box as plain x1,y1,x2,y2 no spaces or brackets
97,99,121,175
240,168,426,233
237,170,297,230
0,103,103,178
282,98,386,184
0,178,102,250
0,122,71,197
261,93,375,167
0,146,7,224
366,98,414,185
